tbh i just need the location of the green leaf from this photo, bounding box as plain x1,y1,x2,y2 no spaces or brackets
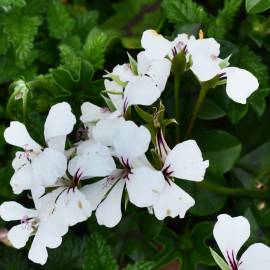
209,247,230,270
0,0,26,11
162,0,208,25
246,0,270,14
124,262,156,270
47,0,75,40
239,46,269,88
249,88,270,117
83,28,110,70
102,0,163,48
181,172,227,216
2,11,41,67
207,0,243,39
198,97,226,120
198,130,242,174
45,237,85,270
83,234,117,270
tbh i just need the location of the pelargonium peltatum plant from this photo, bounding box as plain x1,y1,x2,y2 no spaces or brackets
1,29,268,269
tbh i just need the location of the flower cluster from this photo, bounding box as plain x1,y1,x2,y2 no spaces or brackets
0,29,260,265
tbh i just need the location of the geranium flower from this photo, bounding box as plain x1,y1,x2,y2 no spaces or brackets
151,130,209,220
141,29,259,104
0,191,68,265
213,214,270,270
82,120,165,227
4,102,76,199
187,37,259,104
104,37,171,113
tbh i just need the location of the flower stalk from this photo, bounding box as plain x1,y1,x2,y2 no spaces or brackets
186,83,209,138
199,181,270,200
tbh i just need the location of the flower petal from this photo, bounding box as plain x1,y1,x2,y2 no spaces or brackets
80,102,110,124
111,64,134,82
224,67,259,104
28,239,48,265
104,79,124,112
126,166,165,207
10,165,34,194
124,76,161,107
96,179,125,228
81,176,118,210
141,29,171,59
188,38,221,82
213,214,250,264
164,140,209,181
68,141,116,179
0,201,37,221
152,180,195,220
4,121,41,151
8,224,33,249
113,120,151,161
137,51,171,92
93,117,125,147
55,188,92,226
240,243,270,270
32,148,67,188
44,102,76,150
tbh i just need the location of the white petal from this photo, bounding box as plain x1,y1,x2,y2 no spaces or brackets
141,29,171,59
164,140,209,181
12,151,29,171
0,201,37,221
111,64,134,82
32,148,67,187
4,121,41,151
104,79,124,112
68,141,116,178
96,179,125,228
168,33,190,59
213,214,250,264
10,165,34,194
81,176,118,210
113,121,151,161
124,76,161,107
80,102,111,124
188,38,222,81
224,67,259,104
28,240,48,265
126,167,165,207
240,243,270,270
92,117,125,147
44,102,76,149
8,224,33,249
55,188,92,226
137,51,171,92
153,180,195,220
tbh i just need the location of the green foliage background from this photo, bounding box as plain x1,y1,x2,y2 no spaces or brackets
0,0,270,269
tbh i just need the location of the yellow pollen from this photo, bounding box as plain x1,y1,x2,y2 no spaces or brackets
199,29,204,39
78,201,83,209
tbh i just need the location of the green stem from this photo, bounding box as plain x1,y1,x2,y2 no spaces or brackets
186,84,209,138
199,181,270,200
174,75,180,141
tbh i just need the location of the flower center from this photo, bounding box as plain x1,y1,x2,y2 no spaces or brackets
162,164,174,184
226,250,242,270
76,127,89,142
121,157,133,180
68,168,83,192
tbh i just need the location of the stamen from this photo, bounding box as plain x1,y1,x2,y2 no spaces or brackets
199,29,204,39
68,168,83,192
226,250,239,270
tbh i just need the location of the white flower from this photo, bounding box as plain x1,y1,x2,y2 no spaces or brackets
187,37,259,104
104,35,171,113
141,29,259,104
151,139,209,220
82,120,165,228
213,214,270,270
141,29,190,60
68,140,116,179
4,102,76,199
0,191,68,265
